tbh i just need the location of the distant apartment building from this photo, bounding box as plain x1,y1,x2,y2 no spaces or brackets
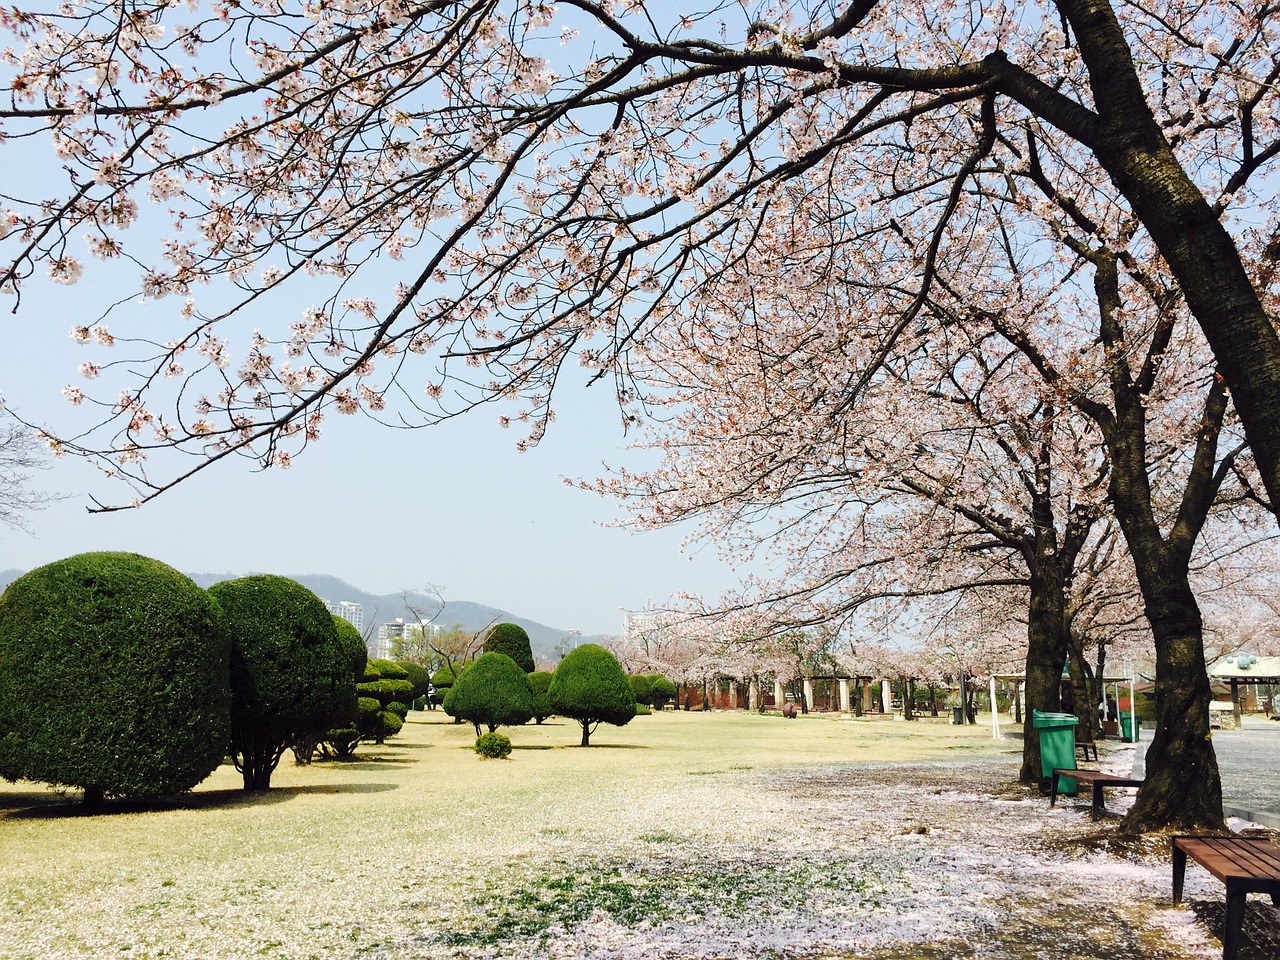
623,610,657,640
375,619,440,660
322,599,364,635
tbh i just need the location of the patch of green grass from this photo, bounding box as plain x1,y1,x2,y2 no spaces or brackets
443,861,889,948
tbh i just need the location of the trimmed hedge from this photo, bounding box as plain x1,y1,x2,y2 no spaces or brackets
0,552,230,802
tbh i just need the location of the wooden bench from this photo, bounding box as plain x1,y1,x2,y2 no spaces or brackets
1172,835,1280,960
1075,736,1098,761
1049,768,1142,815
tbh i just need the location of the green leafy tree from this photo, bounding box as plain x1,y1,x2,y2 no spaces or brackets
0,552,229,804
482,623,536,673
528,671,554,724
549,645,637,746
648,676,677,711
208,575,350,790
443,653,536,736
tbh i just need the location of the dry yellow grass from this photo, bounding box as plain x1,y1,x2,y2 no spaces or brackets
0,711,1222,960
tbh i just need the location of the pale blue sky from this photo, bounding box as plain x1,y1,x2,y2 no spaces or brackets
0,289,744,637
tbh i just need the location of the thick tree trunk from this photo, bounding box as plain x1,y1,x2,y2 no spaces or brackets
234,727,286,791
579,720,591,747
904,679,916,720
1120,587,1223,831
1021,569,1070,784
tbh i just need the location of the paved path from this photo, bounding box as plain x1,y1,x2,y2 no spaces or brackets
1132,715,1280,827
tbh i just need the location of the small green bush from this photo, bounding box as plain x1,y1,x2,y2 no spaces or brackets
635,703,652,716
430,662,465,689
323,726,360,757
475,732,513,759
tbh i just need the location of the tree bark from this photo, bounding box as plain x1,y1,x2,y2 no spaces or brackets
1120,585,1223,831
1021,566,1071,784
579,720,591,747
1050,0,1280,519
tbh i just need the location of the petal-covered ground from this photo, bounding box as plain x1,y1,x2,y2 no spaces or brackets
1,710,1275,959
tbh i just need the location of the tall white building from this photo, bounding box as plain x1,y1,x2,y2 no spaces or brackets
376,619,439,660
322,599,364,634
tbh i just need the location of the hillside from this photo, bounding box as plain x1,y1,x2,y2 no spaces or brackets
0,568,596,663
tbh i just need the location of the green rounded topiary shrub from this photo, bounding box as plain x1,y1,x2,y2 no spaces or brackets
648,675,677,710
208,575,350,790
629,674,653,706
474,732,512,759
528,670,554,724
430,662,465,689
481,623,536,673
0,551,230,802
443,652,536,736
635,703,652,716
548,644,637,746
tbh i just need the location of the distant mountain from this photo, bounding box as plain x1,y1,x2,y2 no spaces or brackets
0,568,597,663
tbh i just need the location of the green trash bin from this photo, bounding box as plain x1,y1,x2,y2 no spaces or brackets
1120,711,1139,742
1032,709,1078,795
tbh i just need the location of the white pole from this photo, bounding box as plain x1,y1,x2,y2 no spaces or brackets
1128,663,1137,742
990,675,1000,739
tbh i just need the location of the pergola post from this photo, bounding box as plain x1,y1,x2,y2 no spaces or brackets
838,678,851,713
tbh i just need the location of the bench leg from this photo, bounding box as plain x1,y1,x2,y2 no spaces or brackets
1223,884,1246,960
1050,776,1059,806
1172,844,1186,904
1092,782,1105,815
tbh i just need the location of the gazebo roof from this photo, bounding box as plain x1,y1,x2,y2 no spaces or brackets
1208,655,1280,682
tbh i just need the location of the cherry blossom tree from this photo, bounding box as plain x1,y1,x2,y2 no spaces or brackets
3,0,1280,829
0,418,55,529
1,1,1279,521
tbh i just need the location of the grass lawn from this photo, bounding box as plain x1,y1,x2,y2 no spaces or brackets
0,711,1231,959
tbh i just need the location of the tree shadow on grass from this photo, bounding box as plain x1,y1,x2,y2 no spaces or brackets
315,754,418,766
0,780,397,820
567,743,650,750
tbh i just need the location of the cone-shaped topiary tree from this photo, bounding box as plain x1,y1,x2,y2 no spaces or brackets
548,644,636,746
0,552,230,803
208,575,351,790
443,652,536,736
481,622,536,673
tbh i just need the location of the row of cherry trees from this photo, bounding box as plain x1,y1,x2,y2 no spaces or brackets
5,2,1280,829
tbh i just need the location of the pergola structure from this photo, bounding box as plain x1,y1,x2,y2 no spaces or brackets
988,671,1137,741
1209,656,1280,726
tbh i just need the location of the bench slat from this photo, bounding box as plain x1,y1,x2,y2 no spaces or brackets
1175,838,1280,881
